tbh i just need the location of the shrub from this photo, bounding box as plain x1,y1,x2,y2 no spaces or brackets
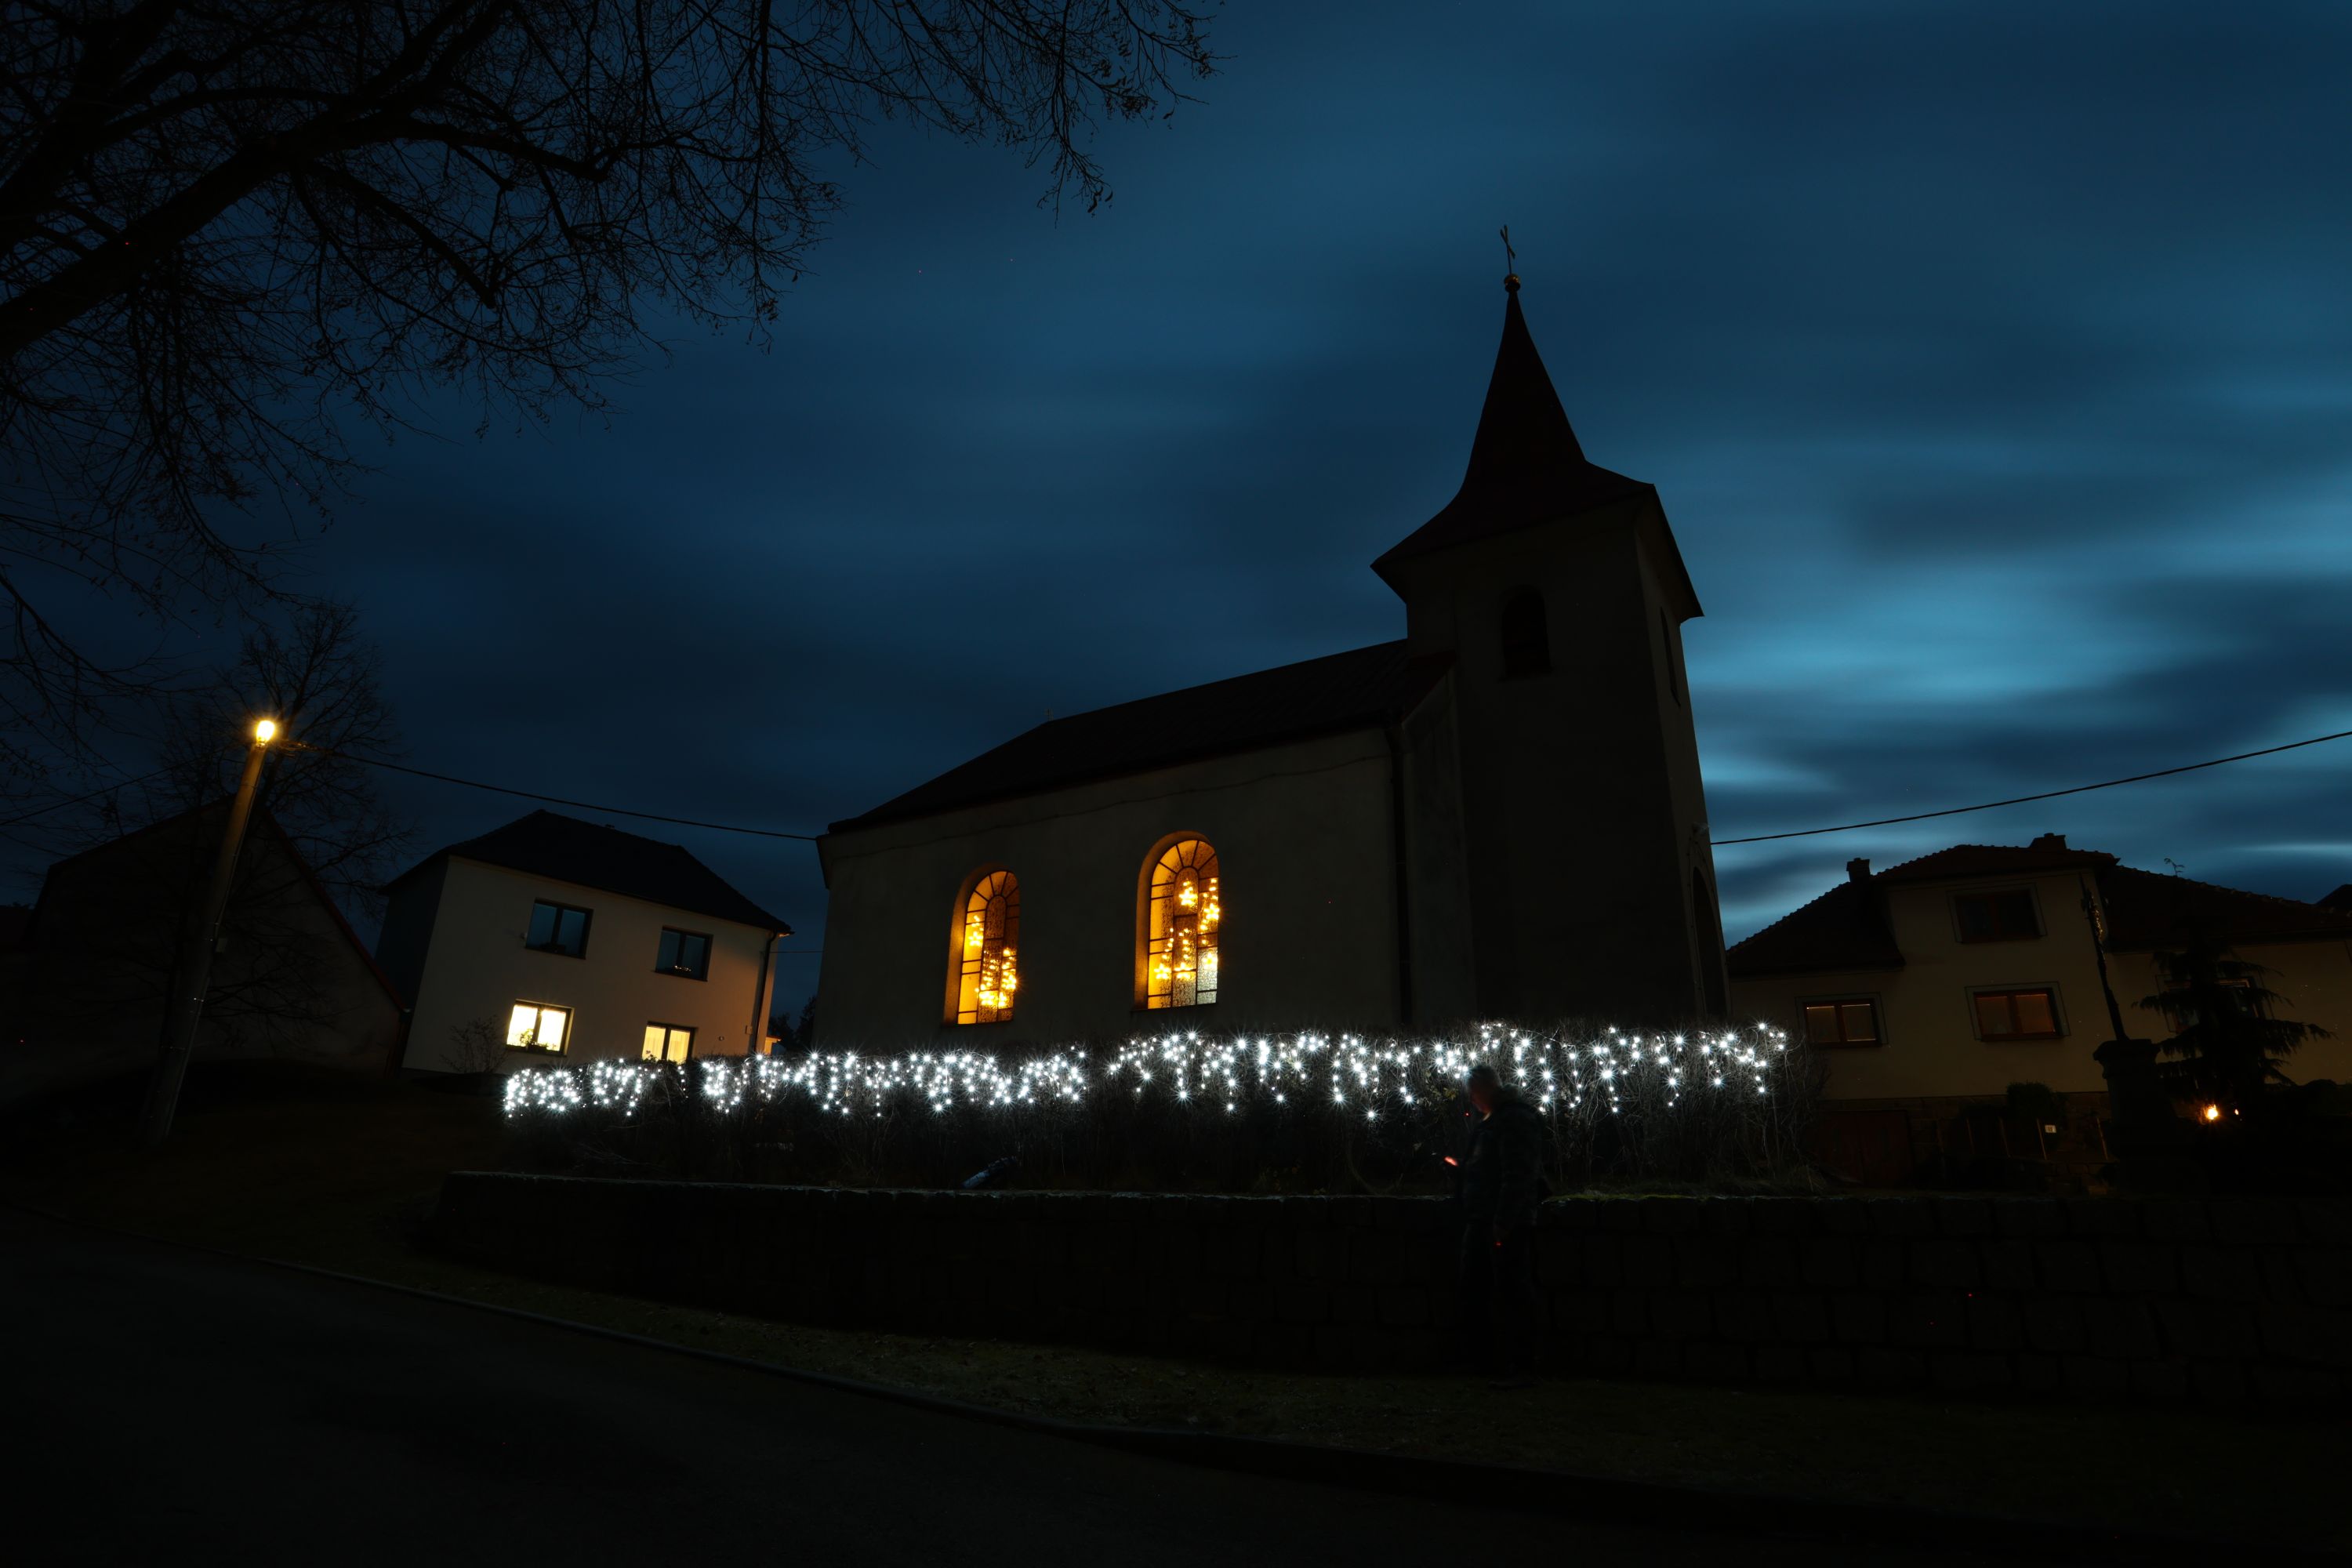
500,1020,1812,1193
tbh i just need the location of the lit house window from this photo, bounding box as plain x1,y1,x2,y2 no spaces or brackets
1954,889,2038,942
1803,997,1880,1047
954,869,1020,1025
506,1001,571,1053
655,927,710,980
1973,987,2062,1040
641,1023,694,1063
527,900,592,956
1145,837,1221,1009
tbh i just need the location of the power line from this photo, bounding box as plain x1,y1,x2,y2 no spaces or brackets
1709,728,2352,848
296,724,2352,855
291,744,821,841
0,764,183,831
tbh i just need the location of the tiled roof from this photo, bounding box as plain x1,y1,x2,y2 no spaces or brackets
390,810,790,934
830,641,1450,833
1726,877,1904,978
1372,281,1654,587
1872,842,2118,882
2321,884,2352,912
2097,864,2352,950
1728,840,2352,977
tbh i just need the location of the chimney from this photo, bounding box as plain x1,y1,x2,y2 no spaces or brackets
1846,858,1870,883
2030,833,2067,851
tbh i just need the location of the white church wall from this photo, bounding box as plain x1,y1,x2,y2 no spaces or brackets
816,730,1403,1049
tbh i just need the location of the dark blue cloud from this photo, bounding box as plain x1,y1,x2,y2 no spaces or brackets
43,0,2343,1007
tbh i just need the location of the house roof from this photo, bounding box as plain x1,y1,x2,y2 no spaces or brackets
30,800,405,1007
1371,277,1654,588
0,903,31,951
1724,876,1906,978
2096,864,2352,950
1727,840,2352,977
2322,884,2352,912
829,641,1450,834
1872,841,2119,883
391,810,791,934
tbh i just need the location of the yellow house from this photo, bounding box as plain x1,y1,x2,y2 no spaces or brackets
1728,835,2352,1181
377,811,791,1072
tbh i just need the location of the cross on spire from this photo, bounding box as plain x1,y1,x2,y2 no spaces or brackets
1500,224,1519,292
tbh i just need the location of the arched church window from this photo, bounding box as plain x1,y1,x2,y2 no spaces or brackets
1144,837,1221,1009
953,869,1020,1024
1500,588,1549,677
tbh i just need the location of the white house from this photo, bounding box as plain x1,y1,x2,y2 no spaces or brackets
1728,836,2352,1181
377,811,792,1072
815,276,1727,1047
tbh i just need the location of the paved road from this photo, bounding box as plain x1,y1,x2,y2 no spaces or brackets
2,1208,2042,1566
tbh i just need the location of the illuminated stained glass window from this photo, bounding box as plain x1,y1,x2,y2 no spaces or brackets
954,870,1020,1025
1145,838,1221,1009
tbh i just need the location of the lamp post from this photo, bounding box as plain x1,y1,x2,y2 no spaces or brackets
139,717,279,1145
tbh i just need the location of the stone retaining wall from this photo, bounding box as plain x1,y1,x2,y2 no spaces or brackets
433,1173,2352,1406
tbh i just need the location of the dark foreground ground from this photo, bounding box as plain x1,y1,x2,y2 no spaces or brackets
3,1207,2051,1567
4,1062,2342,1558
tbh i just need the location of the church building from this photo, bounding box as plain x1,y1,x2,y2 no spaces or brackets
815,276,1727,1047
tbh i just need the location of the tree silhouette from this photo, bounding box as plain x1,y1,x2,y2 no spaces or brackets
0,2,1220,786
2140,935,2332,1112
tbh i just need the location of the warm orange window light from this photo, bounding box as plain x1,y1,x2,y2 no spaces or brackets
1145,837,1220,1009
955,870,1020,1024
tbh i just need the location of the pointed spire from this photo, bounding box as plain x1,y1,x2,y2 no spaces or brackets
1372,272,1646,586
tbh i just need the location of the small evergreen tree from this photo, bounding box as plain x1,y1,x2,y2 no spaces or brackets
2141,935,2332,1111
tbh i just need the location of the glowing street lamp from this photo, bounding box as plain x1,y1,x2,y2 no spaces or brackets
139,716,281,1143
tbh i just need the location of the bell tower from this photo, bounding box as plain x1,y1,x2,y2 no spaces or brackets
1375,273,1727,1022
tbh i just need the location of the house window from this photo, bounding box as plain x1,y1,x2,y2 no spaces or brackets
1500,588,1549,677
1973,987,2062,1040
526,900,592,957
1802,997,1881,1047
641,1023,694,1063
1954,889,2039,943
506,1001,571,1053
1145,837,1221,1009
655,927,711,980
953,869,1020,1024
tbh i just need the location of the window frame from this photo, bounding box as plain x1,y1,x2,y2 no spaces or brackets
525,898,594,959
641,1022,695,1063
1138,833,1221,1011
1799,993,1883,1049
1951,887,2042,945
1969,984,2066,1042
654,926,712,982
947,866,1021,1025
506,1000,572,1054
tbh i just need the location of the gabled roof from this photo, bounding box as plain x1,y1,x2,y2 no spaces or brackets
1372,278,1653,588
391,810,790,934
2322,884,2352,913
1873,842,2118,883
2096,864,2352,950
1728,840,2352,978
31,799,404,1007
829,641,1450,834
1726,876,1904,978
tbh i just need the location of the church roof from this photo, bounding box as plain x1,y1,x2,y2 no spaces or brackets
1372,277,1653,586
829,641,1450,833
389,810,792,934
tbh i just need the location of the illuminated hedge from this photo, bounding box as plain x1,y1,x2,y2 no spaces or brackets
500,1022,1806,1191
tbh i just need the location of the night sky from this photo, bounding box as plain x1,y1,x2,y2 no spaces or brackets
172,3,2352,1014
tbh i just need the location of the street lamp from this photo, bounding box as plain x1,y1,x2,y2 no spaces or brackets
139,717,281,1144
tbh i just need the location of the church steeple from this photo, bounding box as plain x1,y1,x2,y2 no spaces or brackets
1372,274,1647,590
